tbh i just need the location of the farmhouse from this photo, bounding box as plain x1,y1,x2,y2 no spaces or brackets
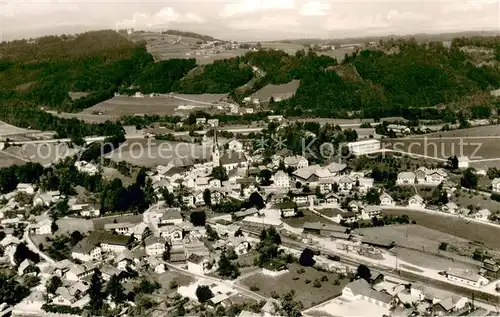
145,236,167,257
272,170,290,189
187,254,209,276
387,124,410,134
284,155,308,169
273,201,298,218
30,218,52,235
71,239,102,262
415,167,447,185
442,202,459,214
475,208,492,221
347,140,381,155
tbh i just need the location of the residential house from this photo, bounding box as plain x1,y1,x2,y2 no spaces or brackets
415,167,447,185
33,190,61,207
319,178,336,194
273,201,297,218
268,115,284,122
79,205,100,218
284,155,308,169
100,233,131,253
387,124,410,134
145,236,167,257
458,156,469,169
71,238,102,262
160,208,183,225
75,161,98,175
228,139,244,152
65,263,96,282
338,176,355,193
342,278,392,308
160,225,183,242
187,254,209,276
30,218,52,235
361,206,381,220
326,162,347,176
116,251,136,271
445,268,488,287
146,257,166,274
492,178,500,193
396,172,415,185
333,211,357,224
224,237,251,256
324,193,340,206
442,202,459,214
196,117,207,125
475,209,492,221
408,194,425,209
358,178,374,194
272,170,290,189
379,193,395,207
432,296,469,315
53,282,89,307
207,118,219,127
18,259,34,276
16,183,35,195
348,201,364,213
292,192,314,206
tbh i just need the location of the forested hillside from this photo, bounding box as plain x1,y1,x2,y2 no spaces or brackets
2,30,500,133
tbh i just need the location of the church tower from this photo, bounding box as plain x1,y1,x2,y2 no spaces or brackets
211,126,220,166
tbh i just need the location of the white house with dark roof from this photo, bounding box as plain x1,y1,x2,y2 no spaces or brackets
228,139,244,152
338,176,355,192
71,238,101,262
30,218,52,235
442,202,459,214
220,151,248,171
145,236,166,257
187,253,209,275
475,208,492,221
160,225,183,242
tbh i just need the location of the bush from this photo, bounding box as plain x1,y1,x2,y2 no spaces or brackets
439,242,448,251
292,276,299,281
305,279,311,284
169,280,178,289
42,304,82,315
271,291,279,299
297,268,305,274
313,279,322,288
250,285,260,292
321,275,328,282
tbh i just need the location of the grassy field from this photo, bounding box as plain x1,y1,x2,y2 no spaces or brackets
0,151,27,168
453,190,500,213
250,80,300,102
0,121,30,136
3,143,77,166
382,209,500,249
282,209,336,228
78,95,220,119
55,218,95,235
105,138,212,167
392,247,478,271
382,125,500,164
239,263,349,308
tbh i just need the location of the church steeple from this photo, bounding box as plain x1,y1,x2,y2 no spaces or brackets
212,126,220,166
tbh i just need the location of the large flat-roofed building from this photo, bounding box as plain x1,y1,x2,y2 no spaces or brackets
347,140,381,155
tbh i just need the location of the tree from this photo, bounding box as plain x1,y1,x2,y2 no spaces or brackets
196,285,213,303
190,211,207,227
105,274,125,303
203,188,212,206
447,155,459,170
275,290,303,317
14,243,40,265
210,166,228,181
356,264,372,282
217,250,240,279
51,220,58,234
461,168,478,189
298,248,315,267
248,192,265,210
258,169,273,186
205,224,219,241
46,276,63,294
89,270,103,312
234,228,243,237
365,188,380,205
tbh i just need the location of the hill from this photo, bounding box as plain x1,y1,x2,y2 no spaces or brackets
160,30,219,42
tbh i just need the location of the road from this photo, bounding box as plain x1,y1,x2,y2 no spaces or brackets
23,224,56,265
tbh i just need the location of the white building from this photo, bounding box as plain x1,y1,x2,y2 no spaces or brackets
379,193,395,207
396,172,415,185
187,254,209,276
272,170,290,189
228,139,244,152
342,279,392,309
475,208,492,221
446,268,488,287
347,140,381,155
283,155,308,169
492,178,500,193
458,156,469,169
408,194,425,209
145,236,166,257
16,183,35,195
30,219,52,235
71,239,101,262
160,208,183,225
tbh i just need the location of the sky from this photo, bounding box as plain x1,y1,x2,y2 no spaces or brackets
1,0,499,41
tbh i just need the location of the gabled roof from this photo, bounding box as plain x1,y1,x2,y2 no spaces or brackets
326,162,347,173
345,278,392,304
144,235,166,246
220,151,247,166
398,171,415,179
161,209,183,221
410,194,424,203
379,192,393,200
187,253,206,264
72,238,96,254
492,178,500,186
